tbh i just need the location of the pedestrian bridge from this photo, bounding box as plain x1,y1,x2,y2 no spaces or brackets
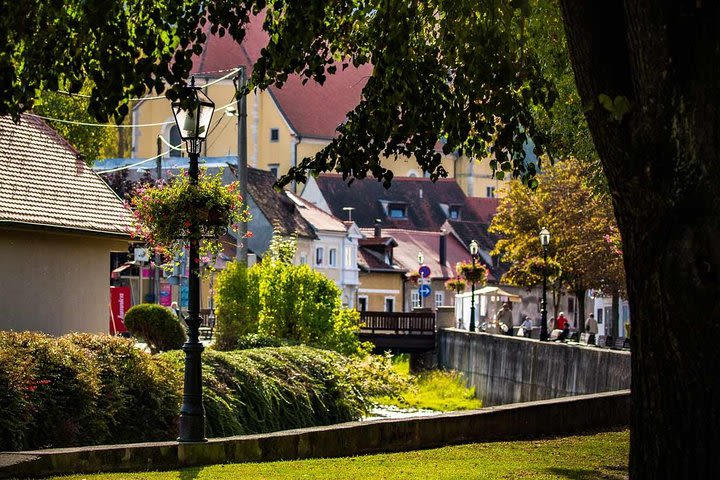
358,311,436,353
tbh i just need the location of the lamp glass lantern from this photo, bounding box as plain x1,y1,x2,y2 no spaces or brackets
171,78,215,154
417,251,424,265
539,227,551,247
469,239,479,256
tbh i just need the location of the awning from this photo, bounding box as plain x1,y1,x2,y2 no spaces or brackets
457,286,522,302
111,262,133,279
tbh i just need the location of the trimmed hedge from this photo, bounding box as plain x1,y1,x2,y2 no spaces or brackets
0,332,404,451
123,304,186,353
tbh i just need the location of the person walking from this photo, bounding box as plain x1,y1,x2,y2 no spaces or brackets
586,313,599,334
496,302,514,335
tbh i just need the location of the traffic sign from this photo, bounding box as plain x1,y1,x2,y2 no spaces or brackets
419,284,432,298
419,265,431,278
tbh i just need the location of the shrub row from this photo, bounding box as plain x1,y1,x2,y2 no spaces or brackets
0,332,404,451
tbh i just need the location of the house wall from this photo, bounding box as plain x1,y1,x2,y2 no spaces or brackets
0,228,128,335
358,272,404,311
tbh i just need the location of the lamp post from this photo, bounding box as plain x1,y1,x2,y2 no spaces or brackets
469,239,479,332
417,251,424,308
539,227,551,342
171,77,215,443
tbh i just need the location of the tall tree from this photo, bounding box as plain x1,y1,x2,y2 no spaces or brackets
3,1,719,476
491,158,624,330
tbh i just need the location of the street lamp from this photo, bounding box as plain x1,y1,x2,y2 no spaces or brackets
171,77,215,443
539,227,550,342
417,251,424,308
469,239,479,332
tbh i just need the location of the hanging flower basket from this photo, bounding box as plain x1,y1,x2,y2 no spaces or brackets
445,277,467,294
128,169,250,272
407,271,421,284
456,260,488,284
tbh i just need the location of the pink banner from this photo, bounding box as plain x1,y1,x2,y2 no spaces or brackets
159,283,172,306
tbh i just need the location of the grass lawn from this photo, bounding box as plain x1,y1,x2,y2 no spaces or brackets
53,430,628,480
373,355,483,411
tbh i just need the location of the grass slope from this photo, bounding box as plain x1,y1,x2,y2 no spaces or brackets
373,356,483,411
53,430,629,480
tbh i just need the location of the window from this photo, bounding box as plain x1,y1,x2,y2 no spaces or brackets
411,291,421,309
358,296,368,312
435,292,444,307
270,128,280,142
300,254,307,265
449,206,461,219
486,186,496,198
384,297,395,312
169,126,182,157
269,164,279,178
389,205,407,218
344,246,354,268
315,247,324,266
596,308,604,324
329,248,337,267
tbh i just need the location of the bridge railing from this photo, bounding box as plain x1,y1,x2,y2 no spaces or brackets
359,311,435,334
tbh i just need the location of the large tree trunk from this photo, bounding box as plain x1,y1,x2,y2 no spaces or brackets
560,1,720,478
611,291,620,338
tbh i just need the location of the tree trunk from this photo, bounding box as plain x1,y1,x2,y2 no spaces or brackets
574,288,586,333
560,1,720,477
611,290,620,338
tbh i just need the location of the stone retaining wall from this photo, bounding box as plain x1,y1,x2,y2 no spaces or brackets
0,391,630,479
438,328,631,406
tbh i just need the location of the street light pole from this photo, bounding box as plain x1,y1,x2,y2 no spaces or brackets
233,66,248,266
539,227,550,342
469,239,479,332
171,77,215,443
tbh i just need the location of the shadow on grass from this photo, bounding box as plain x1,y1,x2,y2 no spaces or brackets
178,467,203,480
545,466,627,480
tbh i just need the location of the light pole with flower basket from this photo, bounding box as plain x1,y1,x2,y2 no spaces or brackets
171,77,215,443
457,240,486,332
539,227,551,342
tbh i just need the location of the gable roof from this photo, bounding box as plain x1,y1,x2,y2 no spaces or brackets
191,14,370,140
286,191,347,233
464,197,500,222
245,167,316,239
308,174,477,231
0,115,132,236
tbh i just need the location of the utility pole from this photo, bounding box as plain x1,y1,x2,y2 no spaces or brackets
233,66,248,266
154,136,162,303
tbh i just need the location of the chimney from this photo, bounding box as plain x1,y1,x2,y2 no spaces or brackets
439,229,447,265
419,188,423,199
374,219,382,238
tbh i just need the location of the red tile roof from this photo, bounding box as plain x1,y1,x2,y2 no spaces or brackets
311,174,478,231
464,197,500,222
286,192,347,233
191,13,370,139
0,115,132,235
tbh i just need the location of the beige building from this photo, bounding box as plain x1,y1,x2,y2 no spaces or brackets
126,16,507,198
0,115,132,335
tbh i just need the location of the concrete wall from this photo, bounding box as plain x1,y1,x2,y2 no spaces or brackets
438,328,631,406
0,390,630,479
0,228,128,335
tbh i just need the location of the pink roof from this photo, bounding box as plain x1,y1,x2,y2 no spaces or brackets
464,197,500,222
286,192,347,233
191,14,370,139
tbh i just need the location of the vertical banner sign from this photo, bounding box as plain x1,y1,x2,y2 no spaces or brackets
159,283,173,306
109,286,131,334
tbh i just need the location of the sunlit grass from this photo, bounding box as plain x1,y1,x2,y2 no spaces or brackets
53,430,629,480
372,355,483,411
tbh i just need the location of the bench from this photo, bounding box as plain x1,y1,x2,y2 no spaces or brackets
579,332,595,345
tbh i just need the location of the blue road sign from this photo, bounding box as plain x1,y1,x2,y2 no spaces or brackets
419,265,431,278
419,284,432,298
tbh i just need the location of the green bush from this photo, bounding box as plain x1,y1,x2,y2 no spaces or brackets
123,304,186,353
0,333,402,451
235,333,293,350
215,259,369,355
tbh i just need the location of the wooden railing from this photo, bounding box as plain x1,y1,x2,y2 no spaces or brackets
360,311,435,334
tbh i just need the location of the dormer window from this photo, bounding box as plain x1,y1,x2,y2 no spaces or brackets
388,204,407,218
449,206,461,219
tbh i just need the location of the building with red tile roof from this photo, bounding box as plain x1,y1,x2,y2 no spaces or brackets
0,115,132,335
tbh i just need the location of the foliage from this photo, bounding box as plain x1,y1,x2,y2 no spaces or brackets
235,333,293,350
128,169,249,272
32,83,118,163
160,346,403,437
445,278,467,294
373,356,481,412
0,333,403,451
266,223,298,264
123,304,186,354
0,332,180,451
215,230,371,356
214,261,262,350
490,158,625,297
456,261,489,284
